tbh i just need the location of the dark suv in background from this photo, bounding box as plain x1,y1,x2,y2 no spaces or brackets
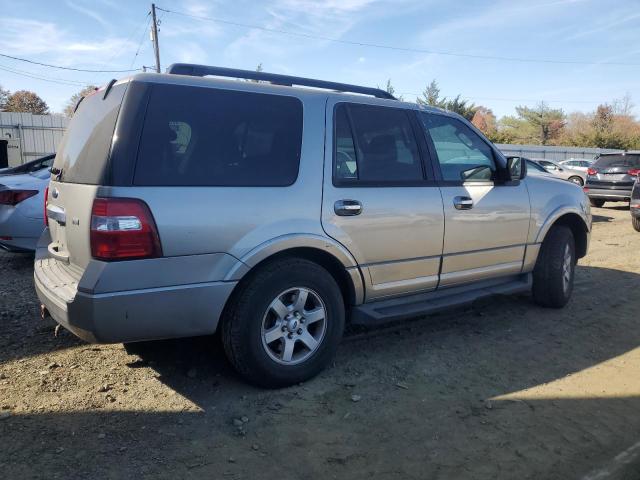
631,176,640,231
585,152,640,207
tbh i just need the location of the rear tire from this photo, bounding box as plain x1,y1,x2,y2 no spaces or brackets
590,198,605,208
221,258,345,388
569,176,583,186
532,226,575,309
633,216,640,232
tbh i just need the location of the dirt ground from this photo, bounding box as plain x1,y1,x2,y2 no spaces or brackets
1,205,640,480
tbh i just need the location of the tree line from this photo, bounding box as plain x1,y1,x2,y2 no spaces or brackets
390,79,640,150
2,79,639,150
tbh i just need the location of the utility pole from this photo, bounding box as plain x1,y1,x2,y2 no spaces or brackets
151,3,161,73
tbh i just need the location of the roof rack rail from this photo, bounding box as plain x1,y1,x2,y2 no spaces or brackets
166,63,396,100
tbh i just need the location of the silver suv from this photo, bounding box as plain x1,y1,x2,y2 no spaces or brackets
35,65,591,387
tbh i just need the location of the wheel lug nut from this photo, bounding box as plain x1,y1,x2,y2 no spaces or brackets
281,326,287,332
288,333,293,339
297,328,303,335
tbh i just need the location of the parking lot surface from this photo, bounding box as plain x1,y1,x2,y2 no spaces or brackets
1,205,639,479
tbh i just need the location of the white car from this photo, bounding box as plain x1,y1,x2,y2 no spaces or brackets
0,168,48,252
559,158,593,173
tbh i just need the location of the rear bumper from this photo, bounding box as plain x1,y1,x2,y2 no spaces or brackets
34,231,241,343
585,186,632,201
35,271,236,343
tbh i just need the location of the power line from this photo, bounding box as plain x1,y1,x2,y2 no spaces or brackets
0,63,88,87
129,14,153,69
0,53,141,73
105,12,151,66
156,6,640,67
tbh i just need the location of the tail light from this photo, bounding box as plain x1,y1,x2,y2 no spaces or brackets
0,189,38,206
90,198,162,261
44,186,49,226
583,187,589,193
587,168,597,176
628,168,640,176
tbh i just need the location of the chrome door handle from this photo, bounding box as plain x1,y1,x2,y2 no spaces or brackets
335,199,363,216
453,196,473,210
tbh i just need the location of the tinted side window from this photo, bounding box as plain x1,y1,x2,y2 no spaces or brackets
334,103,423,184
421,113,496,182
134,84,302,186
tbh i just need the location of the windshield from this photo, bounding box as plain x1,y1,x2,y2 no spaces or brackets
595,154,640,169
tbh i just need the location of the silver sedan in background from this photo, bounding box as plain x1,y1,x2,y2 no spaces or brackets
0,168,48,252
535,159,586,186
559,158,593,173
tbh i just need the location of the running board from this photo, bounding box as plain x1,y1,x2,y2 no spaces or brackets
350,273,532,326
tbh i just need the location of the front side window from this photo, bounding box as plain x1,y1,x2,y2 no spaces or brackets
420,113,496,182
135,84,303,186
334,103,423,184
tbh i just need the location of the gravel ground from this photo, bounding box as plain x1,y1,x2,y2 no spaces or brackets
1,205,640,480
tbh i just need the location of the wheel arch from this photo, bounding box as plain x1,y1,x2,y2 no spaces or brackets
224,234,365,307
537,211,590,259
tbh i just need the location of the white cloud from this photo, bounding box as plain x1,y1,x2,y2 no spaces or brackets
0,17,137,67
223,0,387,60
65,0,111,30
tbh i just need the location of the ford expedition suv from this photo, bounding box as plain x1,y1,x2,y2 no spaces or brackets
35,65,591,387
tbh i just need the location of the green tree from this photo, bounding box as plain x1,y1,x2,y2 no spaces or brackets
4,90,49,114
63,85,98,117
416,80,476,119
443,95,477,121
513,102,565,145
380,79,403,101
416,80,444,107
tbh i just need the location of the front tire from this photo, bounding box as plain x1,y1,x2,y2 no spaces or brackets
221,258,345,388
633,216,640,232
590,198,605,208
532,226,576,308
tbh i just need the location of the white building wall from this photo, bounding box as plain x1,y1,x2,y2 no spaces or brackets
0,112,69,166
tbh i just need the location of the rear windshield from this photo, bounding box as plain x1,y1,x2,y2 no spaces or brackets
594,154,640,169
133,84,303,186
52,83,127,184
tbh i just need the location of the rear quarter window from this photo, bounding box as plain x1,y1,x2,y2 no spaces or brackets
52,83,127,184
133,84,303,186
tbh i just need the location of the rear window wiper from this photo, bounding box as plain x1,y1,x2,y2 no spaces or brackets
49,167,63,180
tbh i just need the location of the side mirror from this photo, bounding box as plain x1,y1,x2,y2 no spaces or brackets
507,157,526,181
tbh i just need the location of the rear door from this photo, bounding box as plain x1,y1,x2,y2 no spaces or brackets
419,112,531,287
322,101,444,300
46,81,129,270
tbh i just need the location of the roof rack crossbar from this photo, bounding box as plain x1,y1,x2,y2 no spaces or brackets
166,63,396,100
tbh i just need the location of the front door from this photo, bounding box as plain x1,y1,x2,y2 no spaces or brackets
322,101,444,300
419,112,531,287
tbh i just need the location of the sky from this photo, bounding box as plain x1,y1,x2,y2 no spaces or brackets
0,0,639,117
